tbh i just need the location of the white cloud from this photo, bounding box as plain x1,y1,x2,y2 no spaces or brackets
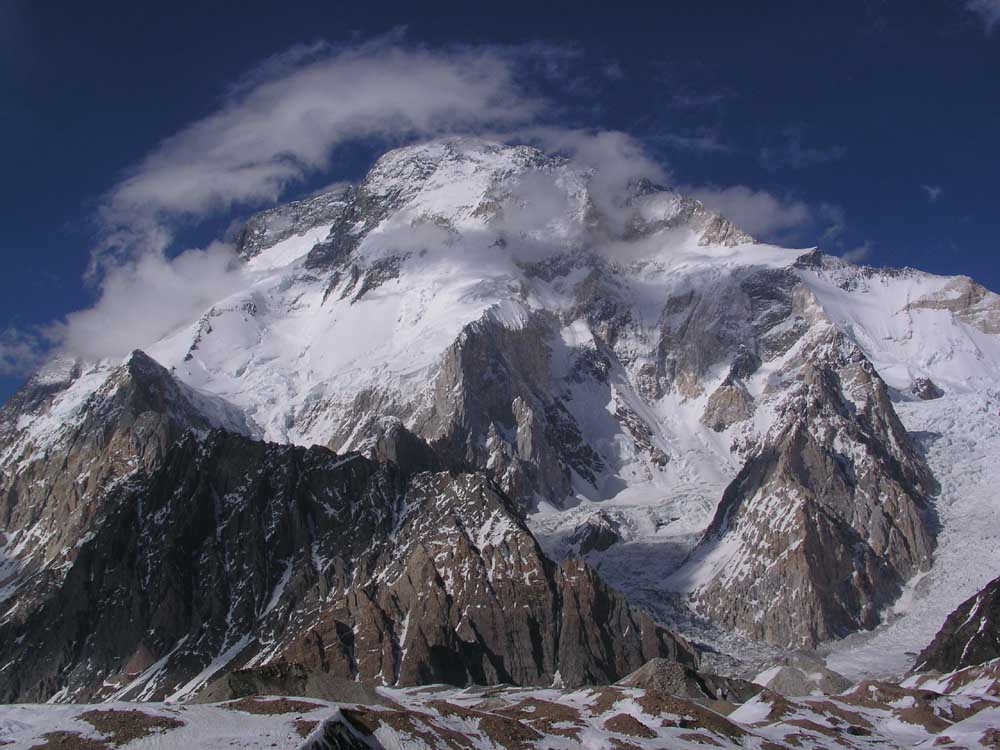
842,240,874,264
685,185,815,240
922,184,943,202
50,36,551,364
53,243,247,361
516,128,668,234
966,0,1000,33
523,128,667,186
93,34,544,275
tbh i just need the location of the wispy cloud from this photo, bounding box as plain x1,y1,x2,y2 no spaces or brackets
520,127,667,205
0,327,46,377
818,203,848,243
685,185,817,241
922,184,943,202
761,143,848,171
93,33,546,276
966,0,1000,33
842,240,874,264
659,132,731,154
51,243,247,362
759,130,847,171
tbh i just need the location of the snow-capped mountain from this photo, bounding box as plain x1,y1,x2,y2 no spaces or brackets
2,137,1000,702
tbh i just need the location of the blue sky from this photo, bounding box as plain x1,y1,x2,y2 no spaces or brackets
1,0,998,399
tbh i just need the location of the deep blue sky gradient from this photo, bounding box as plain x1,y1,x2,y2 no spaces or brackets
2,0,998,399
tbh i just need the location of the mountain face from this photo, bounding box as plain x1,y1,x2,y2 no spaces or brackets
0,354,694,702
2,137,1000,701
916,575,1000,673
0,351,254,573
681,324,938,647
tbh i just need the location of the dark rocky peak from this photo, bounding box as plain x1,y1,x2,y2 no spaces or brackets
618,657,762,704
88,350,255,441
916,574,1000,673
911,377,945,400
363,417,442,477
688,329,938,648
728,346,762,381
792,248,826,270
0,429,698,702
236,186,353,260
0,351,254,568
568,511,623,555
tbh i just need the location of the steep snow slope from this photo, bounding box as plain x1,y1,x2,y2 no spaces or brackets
800,258,1000,392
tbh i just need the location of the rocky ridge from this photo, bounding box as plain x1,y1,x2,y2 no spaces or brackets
916,574,1000,673
0,357,694,702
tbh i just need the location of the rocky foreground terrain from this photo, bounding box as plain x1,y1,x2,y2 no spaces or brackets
2,656,1000,749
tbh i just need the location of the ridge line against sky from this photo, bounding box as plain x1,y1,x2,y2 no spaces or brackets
1,0,998,396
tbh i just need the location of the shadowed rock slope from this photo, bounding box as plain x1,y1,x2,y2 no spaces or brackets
916,574,1000,673
0,356,696,702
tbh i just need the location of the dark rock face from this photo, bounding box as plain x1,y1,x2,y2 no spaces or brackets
916,575,1000,672
618,659,762,705
911,377,944,400
236,188,352,261
193,663,383,705
728,346,762,382
0,421,696,702
701,377,754,432
0,351,253,568
646,267,805,400
405,310,607,507
569,512,622,555
689,330,938,648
